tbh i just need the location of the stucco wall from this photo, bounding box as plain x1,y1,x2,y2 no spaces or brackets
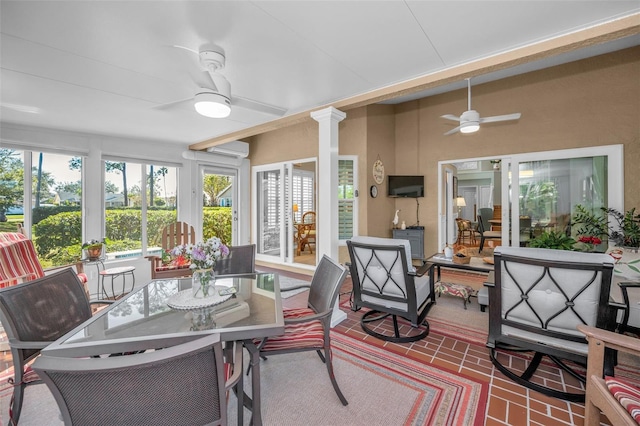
401,46,639,256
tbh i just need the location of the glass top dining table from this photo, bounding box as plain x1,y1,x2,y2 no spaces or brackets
42,273,285,426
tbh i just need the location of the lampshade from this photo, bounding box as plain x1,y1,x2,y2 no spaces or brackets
456,196,466,207
194,92,231,118
292,204,299,212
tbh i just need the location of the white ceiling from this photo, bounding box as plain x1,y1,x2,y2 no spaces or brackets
1,1,639,149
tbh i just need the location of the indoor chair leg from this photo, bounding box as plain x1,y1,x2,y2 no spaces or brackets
323,346,348,406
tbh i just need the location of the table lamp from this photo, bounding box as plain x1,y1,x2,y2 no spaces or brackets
455,197,466,215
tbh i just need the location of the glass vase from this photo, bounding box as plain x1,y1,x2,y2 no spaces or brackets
192,269,216,298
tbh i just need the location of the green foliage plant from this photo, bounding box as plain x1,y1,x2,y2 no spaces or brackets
529,230,577,251
605,207,640,249
572,205,609,240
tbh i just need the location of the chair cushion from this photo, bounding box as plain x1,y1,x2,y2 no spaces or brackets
155,263,191,272
349,236,415,273
604,375,640,422
361,275,431,312
256,308,324,351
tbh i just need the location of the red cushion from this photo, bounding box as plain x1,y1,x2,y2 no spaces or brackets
605,375,640,422
255,308,324,351
156,264,191,272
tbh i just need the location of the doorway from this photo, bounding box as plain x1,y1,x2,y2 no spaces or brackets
201,167,237,246
252,159,317,268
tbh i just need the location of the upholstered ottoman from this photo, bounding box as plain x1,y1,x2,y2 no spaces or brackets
435,282,474,309
477,287,489,312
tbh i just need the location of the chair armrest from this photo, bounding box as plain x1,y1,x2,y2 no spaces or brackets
7,339,51,350
225,341,243,391
619,281,640,289
90,299,115,306
577,325,640,354
413,262,432,277
484,271,495,288
284,309,331,324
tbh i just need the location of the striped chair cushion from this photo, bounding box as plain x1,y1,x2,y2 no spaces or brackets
605,375,640,422
156,264,191,272
0,235,44,288
255,308,324,351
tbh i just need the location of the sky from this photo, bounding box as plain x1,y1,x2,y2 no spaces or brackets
27,151,177,197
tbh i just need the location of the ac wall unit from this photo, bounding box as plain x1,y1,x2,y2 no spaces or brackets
206,141,249,158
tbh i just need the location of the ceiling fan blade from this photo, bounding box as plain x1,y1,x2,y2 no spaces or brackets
232,96,287,116
170,44,200,56
443,125,462,136
479,113,522,123
152,97,193,110
441,114,460,122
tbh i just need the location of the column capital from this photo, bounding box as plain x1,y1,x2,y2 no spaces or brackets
311,106,346,123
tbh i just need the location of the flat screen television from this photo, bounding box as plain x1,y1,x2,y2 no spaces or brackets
387,175,424,198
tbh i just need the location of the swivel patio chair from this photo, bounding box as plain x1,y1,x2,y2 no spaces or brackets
579,325,640,426
617,280,640,336
0,268,112,423
253,254,349,405
346,236,434,343
146,221,196,280
486,246,618,402
32,333,242,426
214,244,256,275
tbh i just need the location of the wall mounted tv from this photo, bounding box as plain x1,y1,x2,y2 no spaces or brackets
387,175,424,198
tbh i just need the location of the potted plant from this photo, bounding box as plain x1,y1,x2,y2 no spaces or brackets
603,207,640,280
528,230,577,251
82,238,107,260
571,205,609,252
604,207,640,250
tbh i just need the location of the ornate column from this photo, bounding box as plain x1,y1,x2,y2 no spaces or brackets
311,106,347,326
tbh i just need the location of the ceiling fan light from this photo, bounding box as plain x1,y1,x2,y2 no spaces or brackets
460,122,480,134
194,92,231,118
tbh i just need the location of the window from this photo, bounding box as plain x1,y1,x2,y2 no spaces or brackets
104,160,178,259
338,157,356,241
0,149,83,268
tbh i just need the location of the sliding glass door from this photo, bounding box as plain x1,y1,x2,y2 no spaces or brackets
440,145,623,251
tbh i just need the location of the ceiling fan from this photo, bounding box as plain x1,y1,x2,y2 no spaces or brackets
441,78,521,135
155,44,286,118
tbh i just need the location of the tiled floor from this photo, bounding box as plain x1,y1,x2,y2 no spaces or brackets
281,267,611,426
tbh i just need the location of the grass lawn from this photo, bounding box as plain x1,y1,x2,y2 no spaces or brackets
0,216,23,233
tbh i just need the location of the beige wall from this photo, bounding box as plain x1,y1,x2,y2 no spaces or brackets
401,46,639,256
248,46,640,264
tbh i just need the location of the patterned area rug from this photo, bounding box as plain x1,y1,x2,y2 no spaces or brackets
226,331,488,426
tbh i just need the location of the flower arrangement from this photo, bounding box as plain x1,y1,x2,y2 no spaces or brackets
172,237,229,298
171,237,229,271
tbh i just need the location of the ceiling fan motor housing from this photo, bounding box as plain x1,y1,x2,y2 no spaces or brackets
200,49,226,73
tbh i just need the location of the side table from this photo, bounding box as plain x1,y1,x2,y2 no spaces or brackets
99,266,136,299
